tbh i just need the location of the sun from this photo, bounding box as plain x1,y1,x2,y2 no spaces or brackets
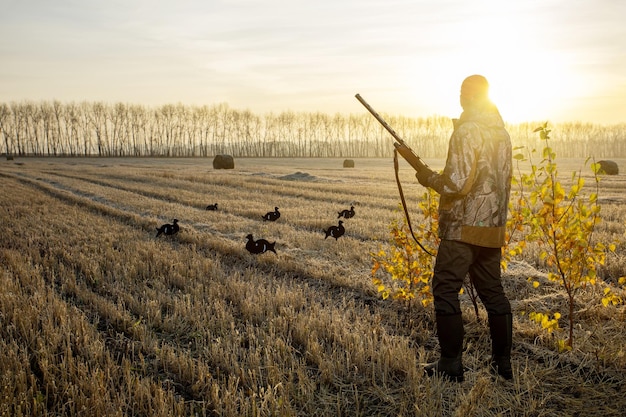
399,48,581,123
486,55,578,124
400,60,575,123
398,3,589,124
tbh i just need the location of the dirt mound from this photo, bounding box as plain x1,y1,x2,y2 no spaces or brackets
278,171,318,181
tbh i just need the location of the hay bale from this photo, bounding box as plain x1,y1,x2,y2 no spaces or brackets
6,155,14,161
343,159,355,168
213,154,234,169
597,160,619,175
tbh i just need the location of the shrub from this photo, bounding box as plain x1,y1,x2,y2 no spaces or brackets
371,190,438,309
508,123,619,349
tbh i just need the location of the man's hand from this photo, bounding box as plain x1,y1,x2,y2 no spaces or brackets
415,166,435,188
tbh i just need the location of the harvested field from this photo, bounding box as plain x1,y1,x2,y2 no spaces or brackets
1,157,625,416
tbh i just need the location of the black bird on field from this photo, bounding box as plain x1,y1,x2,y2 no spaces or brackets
338,205,355,219
262,207,281,221
156,219,179,237
245,234,277,254
324,220,345,240
206,203,218,211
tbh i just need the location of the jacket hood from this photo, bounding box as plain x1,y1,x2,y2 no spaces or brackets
458,102,505,130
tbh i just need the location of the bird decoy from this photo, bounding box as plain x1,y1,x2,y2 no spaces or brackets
338,205,355,219
156,219,179,237
245,234,277,254
262,207,281,221
206,203,218,211
324,220,345,240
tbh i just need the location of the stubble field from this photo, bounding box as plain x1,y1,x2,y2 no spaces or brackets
0,156,625,417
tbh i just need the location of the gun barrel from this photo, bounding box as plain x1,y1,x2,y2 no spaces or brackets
355,94,407,147
355,93,428,172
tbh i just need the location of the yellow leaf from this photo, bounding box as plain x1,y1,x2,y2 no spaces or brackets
557,339,571,352
591,163,601,174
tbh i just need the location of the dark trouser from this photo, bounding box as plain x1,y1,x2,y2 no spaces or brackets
426,240,513,380
433,239,511,316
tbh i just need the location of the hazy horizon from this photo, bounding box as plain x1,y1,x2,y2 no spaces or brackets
2,0,625,124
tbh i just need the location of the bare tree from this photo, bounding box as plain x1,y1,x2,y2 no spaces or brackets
89,102,108,156
9,103,25,156
0,103,11,156
27,102,45,155
4,99,626,159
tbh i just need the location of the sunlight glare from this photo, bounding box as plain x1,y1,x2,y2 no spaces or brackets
487,52,580,123
399,3,587,123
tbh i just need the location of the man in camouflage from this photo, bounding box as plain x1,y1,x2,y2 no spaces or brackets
415,75,513,382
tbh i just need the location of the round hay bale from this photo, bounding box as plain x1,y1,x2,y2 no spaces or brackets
6,155,14,161
597,160,619,175
343,159,355,168
213,154,234,169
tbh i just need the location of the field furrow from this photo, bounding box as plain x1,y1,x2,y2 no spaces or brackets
1,157,625,417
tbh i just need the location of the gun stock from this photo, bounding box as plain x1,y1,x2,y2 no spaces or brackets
355,93,428,172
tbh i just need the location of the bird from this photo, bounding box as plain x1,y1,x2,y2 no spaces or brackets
262,207,281,221
206,203,218,211
338,205,355,219
324,220,345,240
155,219,179,237
245,234,277,254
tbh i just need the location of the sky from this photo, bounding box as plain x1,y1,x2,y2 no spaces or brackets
1,0,625,124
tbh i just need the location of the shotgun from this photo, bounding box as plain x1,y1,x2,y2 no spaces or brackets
355,93,429,172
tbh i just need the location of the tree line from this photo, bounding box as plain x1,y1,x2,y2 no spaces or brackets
1,101,625,158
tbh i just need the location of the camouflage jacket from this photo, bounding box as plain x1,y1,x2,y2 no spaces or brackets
426,103,512,248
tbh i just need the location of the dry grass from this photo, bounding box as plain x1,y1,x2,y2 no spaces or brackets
1,156,625,417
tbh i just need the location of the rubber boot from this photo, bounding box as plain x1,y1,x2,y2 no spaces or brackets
424,313,464,382
488,313,513,380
